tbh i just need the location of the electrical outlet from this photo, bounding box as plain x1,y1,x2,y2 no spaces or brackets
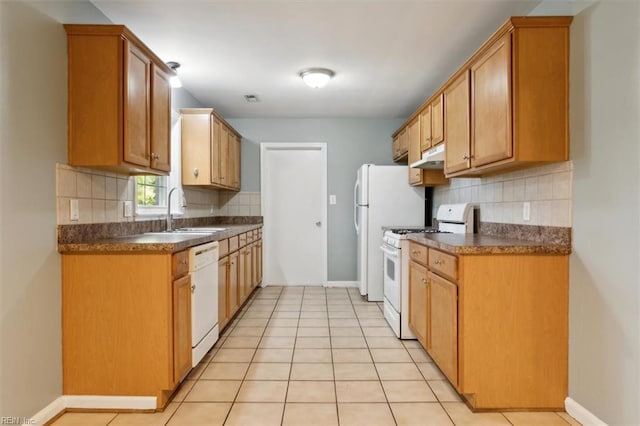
69,199,79,221
123,201,133,218
329,195,337,205
523,202,531,221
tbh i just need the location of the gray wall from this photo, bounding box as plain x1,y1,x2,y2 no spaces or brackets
0,1,68,417
227,118,405,281
568,2,639,424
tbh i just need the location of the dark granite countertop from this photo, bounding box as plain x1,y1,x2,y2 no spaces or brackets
58,224,262,254
407,232,571,255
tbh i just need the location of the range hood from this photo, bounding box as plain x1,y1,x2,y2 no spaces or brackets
410,144,445,169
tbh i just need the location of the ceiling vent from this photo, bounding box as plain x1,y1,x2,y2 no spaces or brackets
244,94,260,103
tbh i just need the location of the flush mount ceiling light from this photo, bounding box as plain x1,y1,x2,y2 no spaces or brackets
166,61,182,88
299,68,335,89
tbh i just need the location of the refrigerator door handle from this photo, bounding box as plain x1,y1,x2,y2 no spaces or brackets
353,180,360,234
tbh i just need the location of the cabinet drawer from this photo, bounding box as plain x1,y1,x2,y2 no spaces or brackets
239,232,247,247
409,241,428,266
428,249,457,281
172,250,189,279
229,236,239,253
218,238,229,258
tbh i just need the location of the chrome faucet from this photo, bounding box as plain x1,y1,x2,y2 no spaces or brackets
167,187,185,231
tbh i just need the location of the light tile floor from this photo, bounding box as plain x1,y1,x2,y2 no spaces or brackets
52,286,581,426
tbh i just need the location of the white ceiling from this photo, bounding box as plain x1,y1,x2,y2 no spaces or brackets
91,0,541,119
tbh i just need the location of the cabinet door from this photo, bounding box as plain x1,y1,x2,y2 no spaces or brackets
420,105,432,152
399,128,408,158
228,251,239,314
444,72,471,175
431,93,444,146
471,33,512,167
150,64,171,172
230,134,241,190
172,274,192,384
218,257,229,330
181,113,212,185
392,135,401,160
407,119,422,186
124,41,151,168
427,272,458,386
210,116,222,185
220,125,230,187
245,247,253,296
408,260,428,348
257,241,263,284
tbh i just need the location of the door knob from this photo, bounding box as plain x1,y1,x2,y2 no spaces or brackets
315,221,321,227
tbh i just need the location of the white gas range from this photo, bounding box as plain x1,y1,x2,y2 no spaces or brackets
381,203,474,339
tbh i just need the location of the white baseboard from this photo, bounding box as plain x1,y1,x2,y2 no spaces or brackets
325,281,359,288
565,397,607,426
31,396,66,426
31,395,157,425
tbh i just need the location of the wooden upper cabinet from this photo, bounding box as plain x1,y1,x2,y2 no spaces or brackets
229,134,241,189
420,105,432,152
181,108,241,191
210,116,222,185
392,134,402,160
399,129,408,158
124,41,151,168
444,72,471,175
220,125,230,187
65,25,173,175
471,33,512,168
407,118,422,185
151,64,172,172
431,94,444,146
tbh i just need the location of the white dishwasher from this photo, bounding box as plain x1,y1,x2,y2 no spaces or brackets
188,241,219,366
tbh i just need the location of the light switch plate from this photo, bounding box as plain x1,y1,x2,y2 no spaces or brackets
123,201,133,218
329,195,337,205
523,202,530,221
69,199,79,221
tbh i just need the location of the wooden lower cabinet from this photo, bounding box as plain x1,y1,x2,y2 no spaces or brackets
172,274,192,384
218,256,229,330
62,251,191,409
408,260,428,348
426,271,457,386
228,250,240,314
216,230,263,334
407,240,569,410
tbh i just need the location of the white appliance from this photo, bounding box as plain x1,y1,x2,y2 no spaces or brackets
188,241,219,366
381,203,474,338
354,164,425,301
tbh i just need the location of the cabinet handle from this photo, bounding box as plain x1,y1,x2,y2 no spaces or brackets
412,250,418,255
153,153,160,160
421,277,427,284
221,176,225,180
193,168,199,177
463,155,474,160
191,284,196,293
181,260,188,265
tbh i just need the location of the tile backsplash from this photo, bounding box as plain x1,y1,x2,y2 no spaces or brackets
433,161,573,227
56,163,261,225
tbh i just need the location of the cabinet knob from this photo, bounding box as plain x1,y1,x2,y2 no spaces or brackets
191,284,196,293
463,155,474,160
221,176,225,180
153,153,160,160
421,277,427,284
181,260,188,265
193,168,199,177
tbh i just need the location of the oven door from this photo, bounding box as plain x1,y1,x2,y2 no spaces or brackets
380,242,401,312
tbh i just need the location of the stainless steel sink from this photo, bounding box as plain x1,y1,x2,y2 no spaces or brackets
177,227,226,232
143,230,216,236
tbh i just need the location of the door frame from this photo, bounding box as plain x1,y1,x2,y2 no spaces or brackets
260,142,328,286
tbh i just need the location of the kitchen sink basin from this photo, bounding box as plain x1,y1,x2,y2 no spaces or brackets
177,227,226,232
143,231,216,236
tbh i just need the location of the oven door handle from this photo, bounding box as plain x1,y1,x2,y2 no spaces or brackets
380,244,399,258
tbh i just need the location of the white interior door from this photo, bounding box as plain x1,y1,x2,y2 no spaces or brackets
261,143,327,286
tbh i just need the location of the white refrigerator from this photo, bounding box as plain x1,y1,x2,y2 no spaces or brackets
354,164,424,301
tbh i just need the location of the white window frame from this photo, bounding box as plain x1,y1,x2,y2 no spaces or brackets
135,109,185,218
